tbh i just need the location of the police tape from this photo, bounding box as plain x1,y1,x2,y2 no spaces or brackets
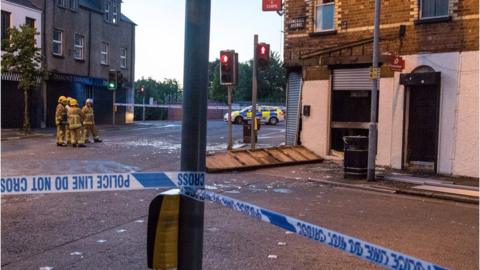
1,172,448,270
192,189,448,270
114,103,243,110
0,172,204,195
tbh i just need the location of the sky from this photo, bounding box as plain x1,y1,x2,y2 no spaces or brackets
122,1,284,85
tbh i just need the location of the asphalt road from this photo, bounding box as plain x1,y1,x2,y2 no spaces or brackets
1,120,478,270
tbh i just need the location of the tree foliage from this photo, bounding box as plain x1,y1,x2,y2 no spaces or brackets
208,51,286,104
1,25,44,133
133,77,182,120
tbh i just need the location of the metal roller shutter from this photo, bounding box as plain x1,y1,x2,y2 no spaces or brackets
333,68,371,90
285,72,302,146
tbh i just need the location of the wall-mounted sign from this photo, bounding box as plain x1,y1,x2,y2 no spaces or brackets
390,56,405,72
288,16,306,31
262,0,282,11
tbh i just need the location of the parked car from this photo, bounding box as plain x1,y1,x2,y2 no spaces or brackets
224,105,285,125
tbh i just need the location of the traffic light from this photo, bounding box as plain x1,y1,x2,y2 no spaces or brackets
257,43,270,69
117,71,124,88
219,50,238,85
139,85,145,94
108,69,117,90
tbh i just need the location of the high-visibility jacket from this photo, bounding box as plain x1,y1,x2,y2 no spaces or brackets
82,105,95,125
55,104,68,126
67,107,84,129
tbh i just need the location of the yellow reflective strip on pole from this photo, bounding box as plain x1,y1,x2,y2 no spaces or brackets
153,194,180,270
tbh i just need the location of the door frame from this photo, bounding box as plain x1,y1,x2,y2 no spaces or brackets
400,67,442,173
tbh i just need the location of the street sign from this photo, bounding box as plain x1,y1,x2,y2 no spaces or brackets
369,67,381,80
262,0,282,11
390,55,405,72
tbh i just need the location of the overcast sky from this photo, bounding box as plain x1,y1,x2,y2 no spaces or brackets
122,1,284,85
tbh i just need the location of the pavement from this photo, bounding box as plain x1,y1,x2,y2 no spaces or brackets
1,120,478,270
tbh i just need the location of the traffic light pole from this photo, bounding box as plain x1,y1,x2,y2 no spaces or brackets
178,0,210,269
227,85,233,150
251,34,258,150
112,89,116,126
142,95,146,121
367,0,381,181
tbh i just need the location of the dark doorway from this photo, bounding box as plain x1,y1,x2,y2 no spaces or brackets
406,84,440,166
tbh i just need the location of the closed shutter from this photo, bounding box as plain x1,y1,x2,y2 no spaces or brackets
333,68,371,90
285,72,302,146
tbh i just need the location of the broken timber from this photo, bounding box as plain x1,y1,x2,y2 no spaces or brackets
206,146,323,173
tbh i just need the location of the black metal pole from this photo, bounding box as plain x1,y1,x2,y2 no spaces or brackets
367,0,381,181
251,34,258,149
178,0,211,269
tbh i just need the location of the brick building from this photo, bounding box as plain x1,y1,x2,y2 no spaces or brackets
30,0,135,127
283,0,478,178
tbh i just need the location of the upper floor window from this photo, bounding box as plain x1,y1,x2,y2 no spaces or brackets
120,48,127,68
101,42,109,65
420,0,449,19
74,33,84,60
1,10,11,48
57,0,66,8
69,0,77,10
52,29,63,56
112,3,118,24
104,1,110,22
25,17,35,28
315,0,335,32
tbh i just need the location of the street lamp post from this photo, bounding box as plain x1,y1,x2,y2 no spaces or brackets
367,0,381,181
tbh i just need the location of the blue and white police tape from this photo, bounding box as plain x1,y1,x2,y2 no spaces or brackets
0,172,204,195
192,190,448,270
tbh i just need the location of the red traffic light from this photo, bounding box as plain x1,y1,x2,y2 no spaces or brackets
259,45,267,55
221,54,229,64
256,43,270,68
219,50,237,85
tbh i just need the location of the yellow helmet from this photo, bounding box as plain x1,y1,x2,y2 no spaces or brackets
70,99,78,106
58,96,66,103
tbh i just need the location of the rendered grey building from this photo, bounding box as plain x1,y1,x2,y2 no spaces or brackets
32,0,136,126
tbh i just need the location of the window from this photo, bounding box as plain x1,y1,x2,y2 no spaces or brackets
101,42,109,65
57,0,66,8
52,29,63,56
112,3,118,23
315,0,335,32
420,0,449,18
120,48,127,68
1,11,11,47
69,0,77,10
104,1,110,22
74,33,84,60
25,17,35,28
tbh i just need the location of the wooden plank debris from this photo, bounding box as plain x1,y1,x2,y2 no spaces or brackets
206,146,323,173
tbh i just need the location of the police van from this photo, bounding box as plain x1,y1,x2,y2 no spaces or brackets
224,105,285,125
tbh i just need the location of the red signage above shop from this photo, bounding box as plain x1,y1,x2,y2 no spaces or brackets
390,56,405,72
262,0,282,11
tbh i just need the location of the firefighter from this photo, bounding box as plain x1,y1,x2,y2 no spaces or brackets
55,96,68,146
82,98,102,143
65,97,72,144
67,98,86,147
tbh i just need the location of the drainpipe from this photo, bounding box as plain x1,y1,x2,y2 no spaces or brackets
88,11,92,78
41,0,47,128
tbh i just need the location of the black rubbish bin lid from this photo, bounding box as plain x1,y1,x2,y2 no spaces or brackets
343,136,368,149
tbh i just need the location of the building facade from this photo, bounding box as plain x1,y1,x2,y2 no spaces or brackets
31,0,135,127
283,0,479,178
1,0,43,128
